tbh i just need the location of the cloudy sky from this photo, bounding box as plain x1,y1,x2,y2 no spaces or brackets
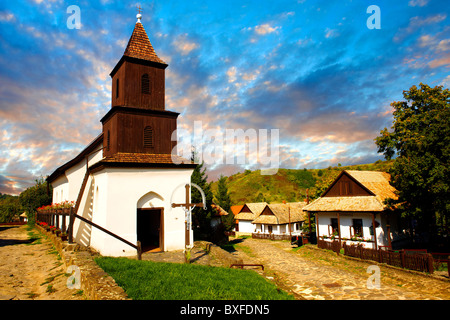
0,0,449,195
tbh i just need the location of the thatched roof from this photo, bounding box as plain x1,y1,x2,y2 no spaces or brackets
303,196,387,212
235,202,268,221
304,170,397,212
347,171,397,202
252,202,307,225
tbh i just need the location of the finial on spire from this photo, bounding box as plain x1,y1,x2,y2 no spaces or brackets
136,5,143,23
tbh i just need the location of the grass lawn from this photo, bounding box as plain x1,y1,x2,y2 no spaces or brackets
95,257,295,300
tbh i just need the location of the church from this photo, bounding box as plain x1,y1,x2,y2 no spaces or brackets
46,13,197,257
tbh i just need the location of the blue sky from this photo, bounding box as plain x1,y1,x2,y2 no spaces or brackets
0,0,449,195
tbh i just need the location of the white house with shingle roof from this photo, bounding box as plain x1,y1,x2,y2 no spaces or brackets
234,203,267,235
253,202,307,236
304,170,402,249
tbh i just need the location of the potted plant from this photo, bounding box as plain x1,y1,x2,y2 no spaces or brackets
60,232,68,241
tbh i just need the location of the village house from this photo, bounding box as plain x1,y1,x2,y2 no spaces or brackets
46,14,196,257
234,203,267,235
252,202,307,240
304,170,403,249
230,205,244,231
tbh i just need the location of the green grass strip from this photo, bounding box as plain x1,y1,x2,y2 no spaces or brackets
95,257,294,300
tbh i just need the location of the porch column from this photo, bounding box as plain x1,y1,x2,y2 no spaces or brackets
372,213,378,251
315,212,319,240
337,212,341,248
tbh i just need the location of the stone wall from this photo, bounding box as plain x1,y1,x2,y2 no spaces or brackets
35,225,129,300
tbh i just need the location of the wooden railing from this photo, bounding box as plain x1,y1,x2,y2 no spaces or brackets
252,233,292,241
343,242,434,274
36,207,142,260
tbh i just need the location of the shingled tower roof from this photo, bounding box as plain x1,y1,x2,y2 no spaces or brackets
123,15,167,65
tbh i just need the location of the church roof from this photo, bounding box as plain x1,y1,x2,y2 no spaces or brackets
123,20,166,65
88,152,197,172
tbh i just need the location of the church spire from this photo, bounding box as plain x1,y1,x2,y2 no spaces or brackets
122,12,167,65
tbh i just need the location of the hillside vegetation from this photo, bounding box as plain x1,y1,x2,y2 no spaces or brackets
210,160,394,205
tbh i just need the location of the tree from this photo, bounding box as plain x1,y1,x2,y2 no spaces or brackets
214,175,235,232
0,195,20,223
18,177,52,224
190,152,214,240
375,83,450,240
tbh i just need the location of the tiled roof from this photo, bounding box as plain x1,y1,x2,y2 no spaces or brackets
230,205,244,216
124,21,167,65
100,152,192,165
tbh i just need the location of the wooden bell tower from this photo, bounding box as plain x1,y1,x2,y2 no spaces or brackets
101,13,178,158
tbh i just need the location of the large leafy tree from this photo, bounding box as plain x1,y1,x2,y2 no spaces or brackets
19,177,52,224
375,83,449,238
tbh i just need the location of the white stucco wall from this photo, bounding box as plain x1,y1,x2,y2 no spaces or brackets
82,167,194,256
237,220,255,234
316,212,386,249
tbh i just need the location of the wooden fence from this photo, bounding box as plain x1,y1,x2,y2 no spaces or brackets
252,233,292,241
36,208,142,260
317,238,341,254
343,242,434,274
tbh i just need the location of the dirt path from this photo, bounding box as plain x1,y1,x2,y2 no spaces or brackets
0,225,86,300
229,237,450,300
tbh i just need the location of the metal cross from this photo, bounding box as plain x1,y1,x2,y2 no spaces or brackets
137,5,143,14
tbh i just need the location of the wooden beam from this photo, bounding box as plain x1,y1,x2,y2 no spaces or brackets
372,213,378,251
337,212,341,249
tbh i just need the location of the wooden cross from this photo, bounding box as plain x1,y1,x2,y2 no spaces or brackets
171,184,204,247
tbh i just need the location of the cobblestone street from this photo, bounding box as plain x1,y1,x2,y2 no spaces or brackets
228,237,450,300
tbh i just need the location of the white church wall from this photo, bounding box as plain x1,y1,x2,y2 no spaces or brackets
86,167,194,257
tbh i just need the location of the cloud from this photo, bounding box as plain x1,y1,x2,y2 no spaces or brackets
172,34,199,55
254,24,280,35
394,14,447,42
408,0,430,7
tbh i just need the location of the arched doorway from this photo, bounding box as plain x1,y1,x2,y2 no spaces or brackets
137,192,165,253
137,208,164,252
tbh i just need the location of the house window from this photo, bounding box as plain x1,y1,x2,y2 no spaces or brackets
116,78,119,98
330,218,339,235
141,74,150,94
352,219,363,237
144,126,153,148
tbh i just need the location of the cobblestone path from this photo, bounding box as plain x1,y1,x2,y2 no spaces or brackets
0,225,86,300
229,237,450,300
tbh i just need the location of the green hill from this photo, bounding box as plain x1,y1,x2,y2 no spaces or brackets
210,160,394,205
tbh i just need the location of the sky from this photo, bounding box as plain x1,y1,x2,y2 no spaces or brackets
0,0,449,195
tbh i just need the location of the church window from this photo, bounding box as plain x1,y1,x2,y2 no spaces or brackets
144,126,153,148
141,74,150,94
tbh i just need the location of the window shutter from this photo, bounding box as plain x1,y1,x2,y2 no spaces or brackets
141,74,150,94
144,126,153,148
